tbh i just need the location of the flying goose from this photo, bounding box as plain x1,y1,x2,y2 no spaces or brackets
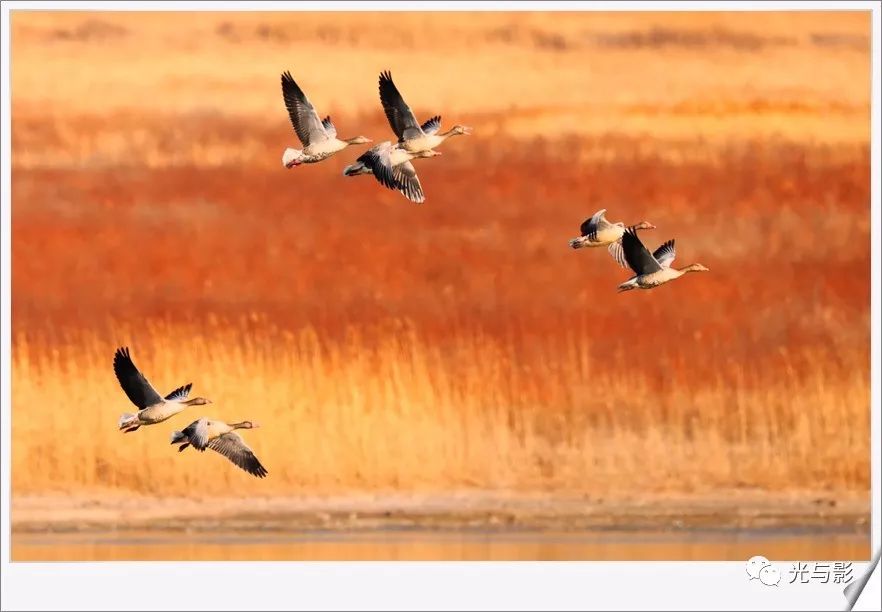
342,159,415,202
378,70,472,153
569,209,656,265
280,71,372,168
171,418,267,478
114,347,211,433
616,229,709,292
345,141,441,204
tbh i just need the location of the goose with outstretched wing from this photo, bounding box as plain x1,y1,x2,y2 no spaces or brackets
280,70,372,168
378,70,472,153
570,209,656,267
113,347,211,433
616,230,709,292
343,141,441,204
171,418,267,478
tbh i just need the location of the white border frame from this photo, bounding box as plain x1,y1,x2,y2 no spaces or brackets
1,1,879,610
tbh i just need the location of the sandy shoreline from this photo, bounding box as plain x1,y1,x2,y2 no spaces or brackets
12,490,870,535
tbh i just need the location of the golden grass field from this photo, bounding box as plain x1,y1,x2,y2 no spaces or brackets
9,11,872,521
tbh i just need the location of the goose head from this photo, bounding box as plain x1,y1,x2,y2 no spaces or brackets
232,420,260,430
345,136,373,145
450,125,472,136
683,263,710,273
633,221,656,230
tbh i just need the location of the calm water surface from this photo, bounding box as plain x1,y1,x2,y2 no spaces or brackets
12,530,870,561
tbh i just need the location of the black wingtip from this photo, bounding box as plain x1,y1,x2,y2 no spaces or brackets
281,71,298,92
621,228,642,253
625,228,645,245
165,382,193,401
356,149,377,165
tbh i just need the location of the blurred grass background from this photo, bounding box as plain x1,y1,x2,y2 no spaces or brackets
10,11,871,501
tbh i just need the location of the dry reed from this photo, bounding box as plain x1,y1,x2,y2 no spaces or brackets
11,315,869,497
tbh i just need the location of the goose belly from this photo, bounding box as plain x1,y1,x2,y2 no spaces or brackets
593,226,625,245
637,268,681,288
303,139,346,161
388,148,413,166
209,423,233,438
139,403,184,424
402,135,439,152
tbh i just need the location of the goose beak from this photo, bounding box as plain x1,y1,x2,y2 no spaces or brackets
462,126,473,135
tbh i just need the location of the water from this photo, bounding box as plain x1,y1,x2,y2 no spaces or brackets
12,530,870,561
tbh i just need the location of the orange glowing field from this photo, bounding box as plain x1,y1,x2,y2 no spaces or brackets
9,11,872,517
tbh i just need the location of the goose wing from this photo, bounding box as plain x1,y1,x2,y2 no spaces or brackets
113,347,164,410
165,383,192,402
392,161,425,204
652,239,676,269
607,240,629,268
208,432,268,478
378,71,424,141
321,116,337,139
421,116,442,135
356,142,400,192
621,229,663,275
281,71,329,147
579,209,611,238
